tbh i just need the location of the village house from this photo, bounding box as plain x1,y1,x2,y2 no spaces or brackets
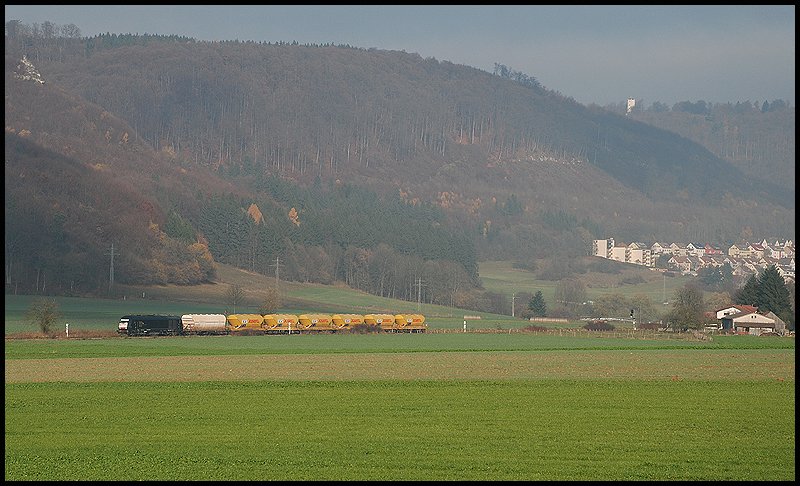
592,238,794,282
748,243,765,259
686,243,705,257
650,242,665,255
626,242,652,266
667,255,692,274
669,243,685,256
728,243,751,259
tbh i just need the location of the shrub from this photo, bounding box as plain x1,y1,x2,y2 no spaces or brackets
26,298,61,335
348,323,382,334
522,325,548,332
637,322,661,330
583,320,615,331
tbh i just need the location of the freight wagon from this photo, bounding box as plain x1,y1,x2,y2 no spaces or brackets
394,314,427,333
227,314,265,333
331,313,365,331
298,313,334,332
262,314,300,333
364,313,397,331
181,314,228,334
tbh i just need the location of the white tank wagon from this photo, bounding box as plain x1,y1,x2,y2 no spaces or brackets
181,314,229,334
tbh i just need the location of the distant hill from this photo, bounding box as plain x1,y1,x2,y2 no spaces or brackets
4,28,794,307
621,100,794,193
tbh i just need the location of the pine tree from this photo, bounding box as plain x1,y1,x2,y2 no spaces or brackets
528,290,547,317
756,265,792,323
735,274,760,306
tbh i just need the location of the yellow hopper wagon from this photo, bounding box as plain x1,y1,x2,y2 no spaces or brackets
364,313,398,332
394,314,427,333
227,314,265,333
262,314,300,334
297,314,335,332
331,314,365,331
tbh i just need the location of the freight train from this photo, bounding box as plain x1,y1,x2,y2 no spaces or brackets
118,313,426,336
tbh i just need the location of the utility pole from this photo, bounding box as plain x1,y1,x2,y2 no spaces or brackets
272,256,281,292
416,277,424,312
512,292,516,317
106,243,118,291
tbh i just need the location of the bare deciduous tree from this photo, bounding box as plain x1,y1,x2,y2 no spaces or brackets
26,298,61,335
258,286,281,315
226,284,246,313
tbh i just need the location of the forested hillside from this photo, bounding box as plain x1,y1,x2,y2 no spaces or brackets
4,23,795,308
616,100,794,191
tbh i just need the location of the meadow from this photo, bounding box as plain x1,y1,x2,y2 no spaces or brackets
5,333,795,481
3,293,522,336
478,259,694,305
4,260,686,335
4,263,795,480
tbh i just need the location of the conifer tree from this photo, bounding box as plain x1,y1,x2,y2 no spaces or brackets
756,265,792,324
528,290,547,317
735,274,760,306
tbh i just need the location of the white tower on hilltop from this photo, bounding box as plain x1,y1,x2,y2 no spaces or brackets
626,98,636,115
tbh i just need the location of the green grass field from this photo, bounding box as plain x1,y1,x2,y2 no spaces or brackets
4,262,795,480
478,259,693,305
5,379,794,480
5,333,795,480
3,294,522,335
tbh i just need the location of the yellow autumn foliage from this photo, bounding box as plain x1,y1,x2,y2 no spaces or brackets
288,207,300,226
247,203,263,224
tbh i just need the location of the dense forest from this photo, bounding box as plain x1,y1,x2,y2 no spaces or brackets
4,21,795,311
605,99,794,191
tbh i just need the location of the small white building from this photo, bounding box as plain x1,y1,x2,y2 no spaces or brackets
721,311,776,335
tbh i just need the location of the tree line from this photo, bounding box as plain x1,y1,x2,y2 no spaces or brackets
517,264,794,331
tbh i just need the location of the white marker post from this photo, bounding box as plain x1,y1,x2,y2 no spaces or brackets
66,323,69,338
463,320,467,332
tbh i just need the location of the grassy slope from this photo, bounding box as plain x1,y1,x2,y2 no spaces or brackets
5,263,519,335
478,259,694,305
0,259,709,335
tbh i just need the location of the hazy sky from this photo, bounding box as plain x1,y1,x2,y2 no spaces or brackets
5,5,795,107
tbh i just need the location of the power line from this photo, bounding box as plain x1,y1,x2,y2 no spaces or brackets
271,256,280,290
105,243,118,290
512,292,516,317
415,277,425,312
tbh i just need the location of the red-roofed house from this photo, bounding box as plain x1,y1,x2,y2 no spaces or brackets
715,305,758,320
